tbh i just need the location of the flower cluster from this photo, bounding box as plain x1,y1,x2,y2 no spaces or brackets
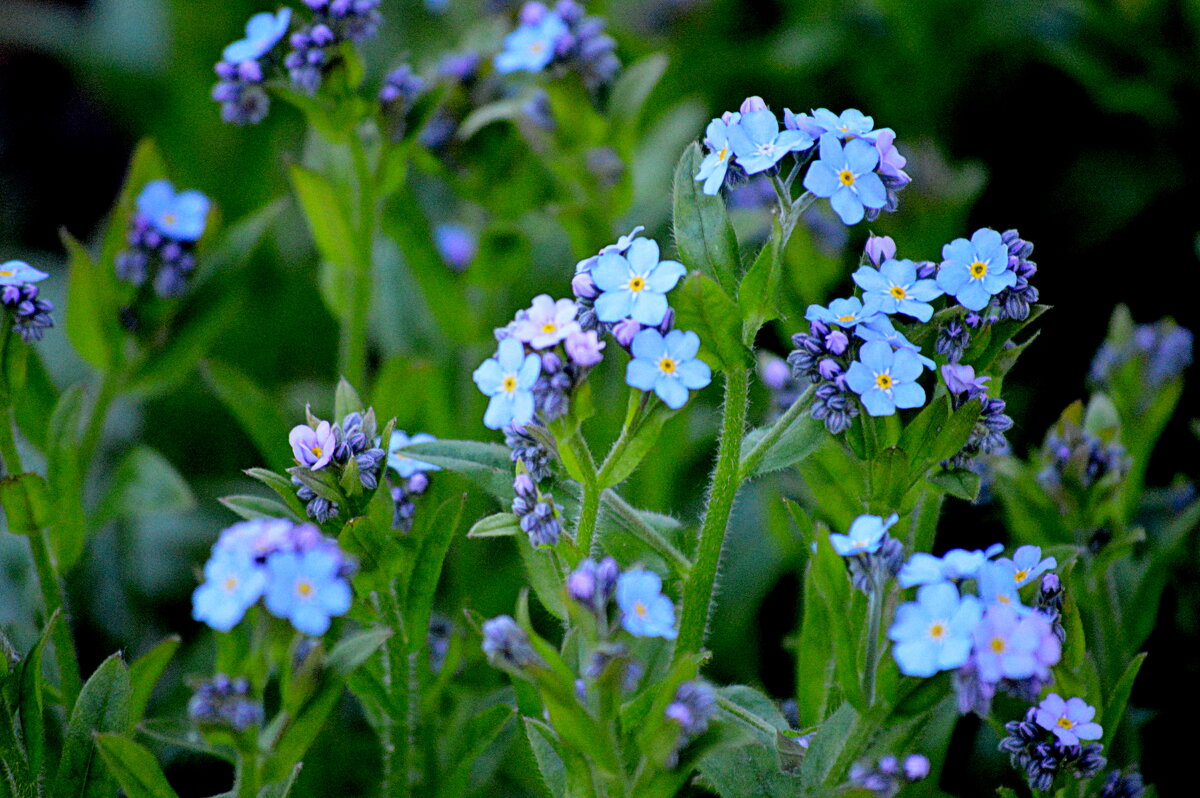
378,64,426,142
115,180,211,299
187,675,264,733
848,753,930,798
564,557,679,639
288,409,388,523
1037,414,1128,498
212,8,291,124
1,261,55,344
1090,317,1194,393
664,681,716,767
940,363,1013,469
829,513,905,594
890,543,1061,715
999,695,1106,790
385,430,438,532
192,518,354,636
495,1,620,92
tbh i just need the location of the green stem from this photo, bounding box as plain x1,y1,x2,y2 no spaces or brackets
715,693,779,738
675,366,750,658
595,393,650,488
78,370,120,476
598,489,691,577
737,386,814,481
0,405,83,710
862,573,885,707
380,586,412,798
577,481,602,558
341,135,376,389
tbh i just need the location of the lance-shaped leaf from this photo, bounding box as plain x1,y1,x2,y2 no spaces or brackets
672,142,741,294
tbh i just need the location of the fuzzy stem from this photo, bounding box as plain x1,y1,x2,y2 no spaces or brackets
598,489,691,576
576,481,602,559
862,573,885,707
675,366,750,658
737,386,814,481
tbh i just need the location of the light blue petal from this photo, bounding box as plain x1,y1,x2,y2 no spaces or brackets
594,289,633,322
802,161,840,197
890,348,924,382
891,382,925,410
631,328,666,360
741,109,779,143
906,279,943,302
676,358,711,389
776,129,814,152
646,259,686,293
982,268,1018,293
137,180,174,217
483,394,514,429
897,298,934,322
957,280,992,311
843,138,880,174
854,172,887,209
626,237,660,273
702,162,728,195
626,359,660,391
830,186,865,225
666,329,701,360
970,227,1003,253
517,352,542,388
852,266,889,293
592,252,631,291
655,375,689,409
497,337,526,371
472,358,504,395
844,362,876,394
935,263,969,295
941,238,975,264
817,132,842,164
894,640,938,677
880,258,917,285
724,122,758,160
510,390,535,426
736,153,776,175
859,340,893,373
629,291,669,325
861,389,896,416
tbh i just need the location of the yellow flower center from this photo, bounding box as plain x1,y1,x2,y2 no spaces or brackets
838,314,856,323
997,594,1010,605
929,622,946,640
163,212,178,226
502,375,518,393
718,145,729,162
659,357,677,374
629,276,646,292
875,373,893,390
890,285,907,299
634,601,648,618
224,577,238,591
990,637,1006,653
969,260,988,279
0,270,13,277
838,169,856,187
529,41,545,53
541,322,557,334
1014,569,1029,583
311,446,323,458
1057,717,1075,730
297,580,314,598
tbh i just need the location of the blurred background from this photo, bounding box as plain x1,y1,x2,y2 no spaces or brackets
2,0,1197,794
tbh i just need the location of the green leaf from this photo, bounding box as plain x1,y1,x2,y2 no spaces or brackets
334,377,365,421
128,636,180,727
670,272,746,372
468,512,522,539
0,472,53,535
244,468,311,520
926,469,982,502
60,229,120,373
7,347,58,451
516,535,568,621
739,407,824,477
337,516,403,592
17,612,58,778
288,165,358,322
436,705,515,798
798,702,857,790
218,494,301,522
53,653,131,797
94,734,178,798
672,142,741,295
99,139,170,278
202,361,294,473
257,765,303,798
405,495,465,645
1101,652,1145,750
697,686,796,797
737,222,783,345
402,439,514,501
95,447,196,524
597,402,676,488
523,717,567,798
46,384,88,569
930,400,982,462
898,396,950,461
608,53,668,141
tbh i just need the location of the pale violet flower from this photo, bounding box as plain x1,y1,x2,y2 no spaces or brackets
1035,694,1102,747
289,421,337,471
510,295,580,349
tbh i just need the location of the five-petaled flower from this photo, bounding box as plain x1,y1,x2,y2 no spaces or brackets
510,295,581,349
808,107,875,140
1035,694,1103,747
263,547,353,636
695,115,740,195
387,430,441,478
290,420,338,471
222,8,293,64
192,550,266,632
137,179,211,242
494,9,568,74
972,604,1060,683
592,237,686,326
616,569,677,639
830,512,899,556
474,338,542,430
995,545,1058,589
845,340,927,416
806,296,883,330
803,133,888,225
852,258,943,322
625,328,712,410
936,228,1017,311
0,260,49,286
725,108,813,175
888,582,982,677
898,544,1004,587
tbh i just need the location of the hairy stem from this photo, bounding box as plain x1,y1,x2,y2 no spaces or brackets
675,366,750,658
862,574,885,706
737,386,814,481
577,481,601,559
598,489,691,577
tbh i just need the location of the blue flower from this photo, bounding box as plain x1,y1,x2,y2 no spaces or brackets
222,8,293,64
977,561,1028,612
973,604,1051,683
495,11,568,74
695,116,738,195
897,543,1004,587
845,340,927,416
473,338,542,430
1035,694,1102,746
996,545,1058,588
388,430,441,478
592,237,686,326
830,512,899,556
626,328,711,410
803,133,887,225
724,109,813,175
935,228,1017,311
137,180,210,242
808,108,875,140
0,260,49,286
263,547,353,636
617,569,677,639
192,550,267,632
856,316,935,369
888,582,982,677
805,295,883,330
852,258,943,322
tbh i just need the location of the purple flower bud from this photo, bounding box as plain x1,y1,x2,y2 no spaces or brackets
1041,572,1060,593
565,329,605,367
567,564,597,605
407,472,429,494
818,358,842,381
657,306,676,334
541,351,562,373
904,754,930,781
864,235,896,266
519,1,549,25
720,110,738,124
555,0,584,23
613,318,641,349
941,363,990,396
878,756,899,775
916,260,937,280
215,61,237,80
761,357,791,390
237,60,263,82
482,615,540,668
824,330,849,355
571,272,598,299
739,95,767,114
513,472,536,497
311,24,335,46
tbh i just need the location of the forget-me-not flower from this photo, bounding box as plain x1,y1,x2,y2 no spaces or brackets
805,295,883,330
510,295,581,349
996,545,1058,588
592,237,686,326
617,569,677,639
830,512,899,556
845,340,927,416
0,260,49,285
387,430,440,478
696,116,739,195
897,543,1004,587
137,180,211,242
972,604,1056,683
1035,694,1102,747
192,550,267,632
803,133,887,225
474,338,542,430
852,258,943,322
941,363,991,396
809,108,875,140
936,228,1017,311
725,108,813,175
888,582,982,677
263,547,353,636
626,328,712,410
222,8,293,63
978,561,1028,611
495,10,568,74
856,316,936,369
289,420,337,471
